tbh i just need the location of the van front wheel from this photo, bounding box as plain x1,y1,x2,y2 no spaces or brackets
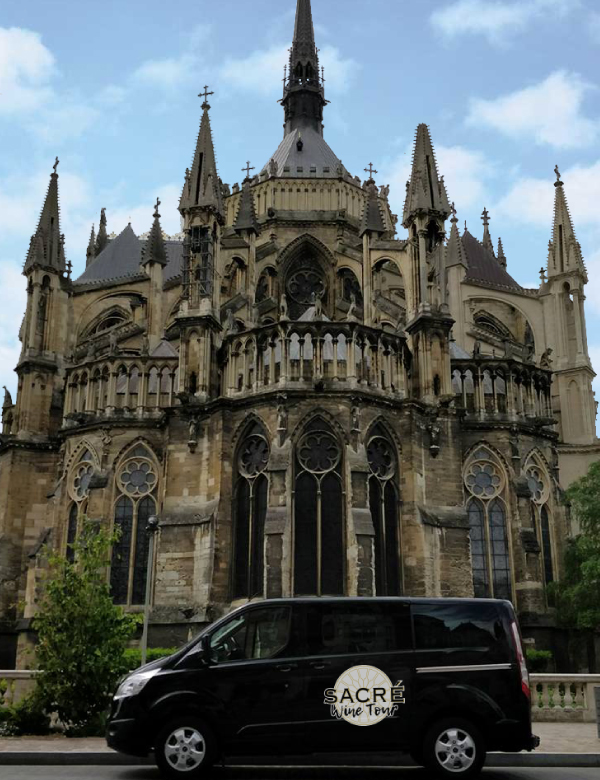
422,717,485,778
154,717,216,779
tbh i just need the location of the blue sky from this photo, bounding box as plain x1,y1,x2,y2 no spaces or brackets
1,0,599,432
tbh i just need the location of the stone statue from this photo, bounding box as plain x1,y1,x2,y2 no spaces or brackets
224,308,236,334
503,339,514,359
351,402,360,432
2,386,13,408
380,184,390,199
86,341,96,360
313,291,323,319
189,416,201,443
280,293,288,320
221,182,231,197
472,340,481,358
540,348,553,368
141,335,150,356
524,343,535,363
346,292,358,322
108,330,119,356
269,158,278,177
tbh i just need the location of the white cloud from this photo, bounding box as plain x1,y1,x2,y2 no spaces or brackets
105,183,183,240
382,143,493,219
0,260,27,398
132,24,212,91
467,70,598,148
431,0,578,44
220,44,358,95
0,27,55,114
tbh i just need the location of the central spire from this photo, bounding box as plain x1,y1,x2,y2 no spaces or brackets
282,0,326,137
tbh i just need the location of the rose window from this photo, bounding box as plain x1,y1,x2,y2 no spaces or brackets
527,466,548,504
287,268,326,305
239,436,269,479
298,431,340,474
118,458,157,497
367,437,395,480
465,461,503,499
72,462,94,500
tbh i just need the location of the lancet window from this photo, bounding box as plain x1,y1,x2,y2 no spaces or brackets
232,424,269,599
464,447,512,601
110,444,159,606
293,418,344,596
66,448,95,563
526,457,554,588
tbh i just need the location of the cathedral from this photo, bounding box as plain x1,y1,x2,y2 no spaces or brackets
1,0,599,668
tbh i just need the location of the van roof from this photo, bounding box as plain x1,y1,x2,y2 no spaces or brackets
238,597,513,607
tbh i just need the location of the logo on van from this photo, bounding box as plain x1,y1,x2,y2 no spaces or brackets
324,665,405,726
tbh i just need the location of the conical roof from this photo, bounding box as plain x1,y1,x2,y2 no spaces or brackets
446,208,467,268
233,180,260,234
403,124,451,224
180,98,223,218
548,168,586,280
24,159,65,273
142,199,168,266
95,207,108,255
359,181,386,237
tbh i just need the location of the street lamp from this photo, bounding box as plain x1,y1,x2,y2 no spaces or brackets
140,514,160,667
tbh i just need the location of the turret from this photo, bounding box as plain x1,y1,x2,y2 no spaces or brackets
142,199,168,348
16,159,71,437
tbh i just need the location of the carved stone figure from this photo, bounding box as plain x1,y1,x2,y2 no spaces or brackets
472,340,481,358
269,158,279,177
141,335,150,356
86,341,96,360
540,348,554,368
224,308,236,334
108,330,119,356
280,293,288,320
346,292,358,322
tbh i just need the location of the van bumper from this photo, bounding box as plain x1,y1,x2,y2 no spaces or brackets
494,719,539,752
106,715,151,757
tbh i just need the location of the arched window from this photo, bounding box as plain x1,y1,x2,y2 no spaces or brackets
110,444,159,605
464,448,512,600
367,429,401,595
337,268,363,306
66,448,95,561
232,424,269,599
294,418,344,596
286,262,326,320
526,459,554,588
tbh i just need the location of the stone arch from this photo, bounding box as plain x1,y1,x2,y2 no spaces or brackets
291,407,350,446
364,415,403,453
64,438,100,476
278,233,335,276
231,412,272,450
112,437,161,471
463,440,513,480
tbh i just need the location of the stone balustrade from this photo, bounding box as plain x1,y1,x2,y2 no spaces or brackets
532,674,600,723
451,357,554,423
63,355,179,423
222,321,410,398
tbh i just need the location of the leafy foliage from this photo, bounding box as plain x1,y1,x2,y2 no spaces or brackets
120,647,177,675
33,519,138,733
549,462,600,631
525,648,553,672
0,691,51,737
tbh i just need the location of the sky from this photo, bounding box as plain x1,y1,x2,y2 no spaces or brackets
1,0,599,432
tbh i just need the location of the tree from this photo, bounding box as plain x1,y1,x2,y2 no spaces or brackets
33,519,138,733
549,462,600,671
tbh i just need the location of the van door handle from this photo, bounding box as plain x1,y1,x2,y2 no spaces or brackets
309,661,331,670
275,663,298,672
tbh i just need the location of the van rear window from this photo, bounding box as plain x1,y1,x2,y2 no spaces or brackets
413,603,508,659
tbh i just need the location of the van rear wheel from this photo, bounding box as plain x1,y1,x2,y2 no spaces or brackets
422,717,485,778
154,717,216,779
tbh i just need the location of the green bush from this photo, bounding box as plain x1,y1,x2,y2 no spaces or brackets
526,648,553,672
120,647,178,675
0,691,51,737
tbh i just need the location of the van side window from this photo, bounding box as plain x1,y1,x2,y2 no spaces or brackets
306,603,411,656
208,606,291,664
413,603,508,662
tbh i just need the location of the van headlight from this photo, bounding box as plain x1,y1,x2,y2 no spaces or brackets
114,669,158,699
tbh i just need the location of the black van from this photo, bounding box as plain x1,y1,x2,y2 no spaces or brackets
107,597,539,779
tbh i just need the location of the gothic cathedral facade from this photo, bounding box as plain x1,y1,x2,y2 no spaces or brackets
1,0,599,665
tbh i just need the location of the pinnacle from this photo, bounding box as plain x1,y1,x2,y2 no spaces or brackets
403,123,451,225
294,0,316,46
24,160,65,273
233,179,260,235
96,207,109,255
180,96,223,217
143,198,168,266
548,167,585,280
359,182,386,237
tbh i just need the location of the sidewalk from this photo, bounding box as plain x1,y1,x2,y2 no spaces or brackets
0,723,598,767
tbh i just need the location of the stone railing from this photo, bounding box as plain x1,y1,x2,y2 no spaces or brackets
1,670,598,722
531,674,600,723
451,357,554,425
63,355,180,424
222,321,410,398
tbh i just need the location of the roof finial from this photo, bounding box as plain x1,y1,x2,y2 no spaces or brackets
554,164,563,187
242,161,255,181
53,156,59,174
481,207,490,227
364,162,378,181
154,197,161,219
199,85,214,110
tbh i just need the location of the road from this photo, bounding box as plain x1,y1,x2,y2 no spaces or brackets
0,767,599,780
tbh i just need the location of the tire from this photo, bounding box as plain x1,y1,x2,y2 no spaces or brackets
154,717,217,779
422,717,485,778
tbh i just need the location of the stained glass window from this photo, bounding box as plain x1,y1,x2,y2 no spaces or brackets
526,460,554,591
110,445,159,606
233,426,269,599
367,432,401,596
294,419,344,596
464,449,512,600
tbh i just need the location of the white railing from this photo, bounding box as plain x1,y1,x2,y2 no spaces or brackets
531,675,600,723
2,670,599,723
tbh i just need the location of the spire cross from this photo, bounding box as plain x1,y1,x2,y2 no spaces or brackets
53,157,59,174
66,258,72,277
199,85,214,108
242,161,255,179
154,197,161,218
481,207,490,227
364,163,378,180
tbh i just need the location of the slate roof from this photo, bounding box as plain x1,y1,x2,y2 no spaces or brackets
461,229,521,291
74,224,183,287
263,127,342,179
